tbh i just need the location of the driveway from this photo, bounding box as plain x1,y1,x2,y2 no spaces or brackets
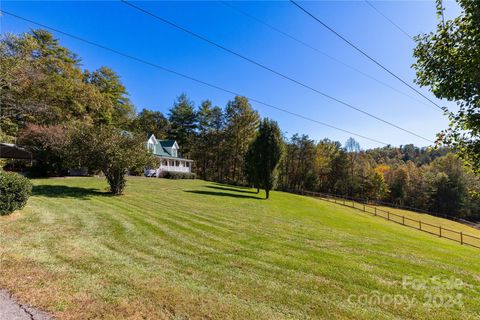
0,290,51,320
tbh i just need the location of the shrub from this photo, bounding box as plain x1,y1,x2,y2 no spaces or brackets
163,171,196,180
69,125,156,195
0,171,32,215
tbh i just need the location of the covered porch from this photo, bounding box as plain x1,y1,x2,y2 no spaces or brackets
158,157,192,173
145,156,194,177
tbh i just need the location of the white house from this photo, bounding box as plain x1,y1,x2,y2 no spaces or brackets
144,134,193,177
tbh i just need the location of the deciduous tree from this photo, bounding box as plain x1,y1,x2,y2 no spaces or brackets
224,96,259,183
17,124,69,176
83,66,134,127
413,0,480,173
132,108,169,139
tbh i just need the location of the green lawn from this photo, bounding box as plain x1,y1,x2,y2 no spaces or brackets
0,177,479,319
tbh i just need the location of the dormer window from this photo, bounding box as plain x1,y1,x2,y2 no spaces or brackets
171,145,178,157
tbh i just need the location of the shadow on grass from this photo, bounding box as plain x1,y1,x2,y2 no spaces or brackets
184,190,262,200
32,185,111,199
205,185,258,194
212,182,252,190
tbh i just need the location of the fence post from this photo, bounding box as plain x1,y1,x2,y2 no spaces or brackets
439,226,442,237
460,232,463,245
363,203,365,212
387,211,390,220
419,221,422,230
374,207,377,216
402,216,405,225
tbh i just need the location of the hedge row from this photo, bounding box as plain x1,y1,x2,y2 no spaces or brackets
161,171,196,180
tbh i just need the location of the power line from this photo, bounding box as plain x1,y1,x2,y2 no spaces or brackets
0,9,390,146
289,0,443,112
219,1,437,112
121,0,434,143
364,1,413,40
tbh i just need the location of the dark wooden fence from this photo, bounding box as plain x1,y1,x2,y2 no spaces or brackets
298,190,480,249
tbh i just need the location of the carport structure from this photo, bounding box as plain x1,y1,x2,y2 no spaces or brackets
0,143,32,160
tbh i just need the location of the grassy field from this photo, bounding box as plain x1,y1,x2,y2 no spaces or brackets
0,177,479,319
314,195,480,247
375,205,480,241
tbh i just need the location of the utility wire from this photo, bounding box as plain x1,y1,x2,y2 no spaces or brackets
1,9,390,146
289,0,443,111
364,1,413,40
219,1,436,111
121,0,434,143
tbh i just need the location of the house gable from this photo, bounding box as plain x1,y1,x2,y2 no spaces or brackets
147,134,158,145
160,140,179,157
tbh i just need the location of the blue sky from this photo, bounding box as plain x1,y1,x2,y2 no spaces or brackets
1,1,461,149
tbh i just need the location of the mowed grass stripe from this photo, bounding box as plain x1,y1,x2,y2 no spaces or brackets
31,179,480,282
39,180,480,284
32,184,378,314
1,177,480,319
90,190,480,316
45,188,354,318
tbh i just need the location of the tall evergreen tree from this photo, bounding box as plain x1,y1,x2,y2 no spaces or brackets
194,100,215,179
210,106,225,181
246,118,283,199
167,93,197,157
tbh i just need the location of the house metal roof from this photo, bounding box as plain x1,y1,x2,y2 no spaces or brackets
147,135,192,161
0,143,32,160
159,140,176,148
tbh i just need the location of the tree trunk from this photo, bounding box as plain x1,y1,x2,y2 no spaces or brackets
265,188,270,199
104,168,126,195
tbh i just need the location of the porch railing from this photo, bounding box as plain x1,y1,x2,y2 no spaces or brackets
158,165,190,172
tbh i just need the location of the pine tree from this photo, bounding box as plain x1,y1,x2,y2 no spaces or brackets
210,106,225,181
167,93,197,157
195,100,214,179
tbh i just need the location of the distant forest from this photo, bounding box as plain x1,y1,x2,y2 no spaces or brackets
2,30,479,220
